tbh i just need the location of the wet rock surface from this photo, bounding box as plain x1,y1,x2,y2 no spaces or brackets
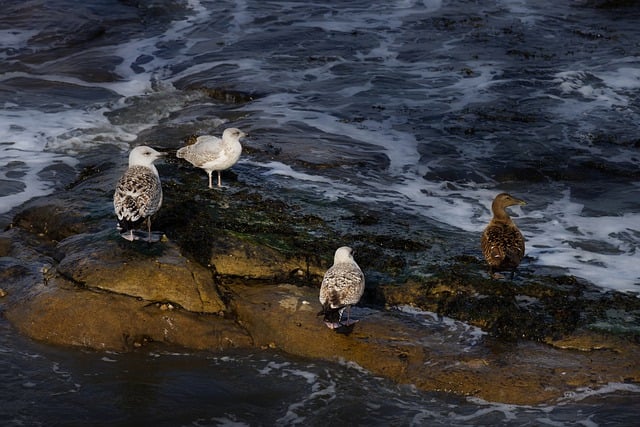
6,275,251,352
56,231,226,314
1,139,639,405
377,261,640,346
230,283,639,405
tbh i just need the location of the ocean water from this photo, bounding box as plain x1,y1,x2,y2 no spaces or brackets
1,0,640,423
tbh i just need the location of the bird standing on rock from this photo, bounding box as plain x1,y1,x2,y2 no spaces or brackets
113,146,165,242
481,192,527,279
176,127,245,188
318,246,365,329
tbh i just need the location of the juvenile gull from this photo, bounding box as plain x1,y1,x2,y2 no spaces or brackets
176,127,246,188
318,246,365,329
481,192,526,279
113,146,165,242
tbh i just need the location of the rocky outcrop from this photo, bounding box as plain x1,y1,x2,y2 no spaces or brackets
56,231,225,314
1,148,639,405
1,226,250,352
208,229,325,282
377,263,640,347
229,283,640,405
7,275,250,351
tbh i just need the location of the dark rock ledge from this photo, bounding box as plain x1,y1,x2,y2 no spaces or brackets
0,152,638,406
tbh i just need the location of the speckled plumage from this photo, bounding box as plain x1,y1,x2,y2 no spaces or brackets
113,146,164,241
176,127,245,188
481,193,526,278
318,246,365,329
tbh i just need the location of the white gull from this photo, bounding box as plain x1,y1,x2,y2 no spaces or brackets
176,127,246,188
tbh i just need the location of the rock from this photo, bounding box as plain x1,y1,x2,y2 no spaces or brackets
6,275,251,352
2,136,640,406
377,265,640,345
56,230,226,314
1,231,251,352
209,229,325,282
11,202,89,242
228,283,640,405
0,236,11,256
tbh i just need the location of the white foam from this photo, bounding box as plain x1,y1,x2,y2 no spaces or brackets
256,360,291,376
277,376,337,426
554,68,638,110
283,368,318,385
247,160,333,184
0,29,38,54
0,149,77,215
397,305,487,350
335,358,371,375
557,382,640,403
249,94,420,174
525,191,640,291
51,362,71,377
298,0,442,33
596,66,640,91
209,418,250,427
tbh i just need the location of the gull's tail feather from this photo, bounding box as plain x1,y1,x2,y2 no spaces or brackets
317,304,345,328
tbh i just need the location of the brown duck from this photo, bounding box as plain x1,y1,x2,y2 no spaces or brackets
481,193,526,278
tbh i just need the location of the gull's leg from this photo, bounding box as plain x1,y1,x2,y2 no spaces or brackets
217,171,222,188
208,171,213,189
341,306,359,326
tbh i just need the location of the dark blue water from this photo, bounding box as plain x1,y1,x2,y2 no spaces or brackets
1,0,639,424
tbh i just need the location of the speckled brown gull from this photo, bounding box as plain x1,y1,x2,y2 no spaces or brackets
113,146,165,242
318,246,365,329
176,127,245,188
481,192,526,279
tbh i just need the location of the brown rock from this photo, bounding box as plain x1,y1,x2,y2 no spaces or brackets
3,155,639,407
11,202,89,242
228,282,640,405
210,230,325,282
1,227,249,352
56,231,225,314
5,275,251,351
0,236,11,256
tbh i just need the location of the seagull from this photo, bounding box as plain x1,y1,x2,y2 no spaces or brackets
176,127,246,188
481,192,527,279
113,146,165,242
318,246,365,329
